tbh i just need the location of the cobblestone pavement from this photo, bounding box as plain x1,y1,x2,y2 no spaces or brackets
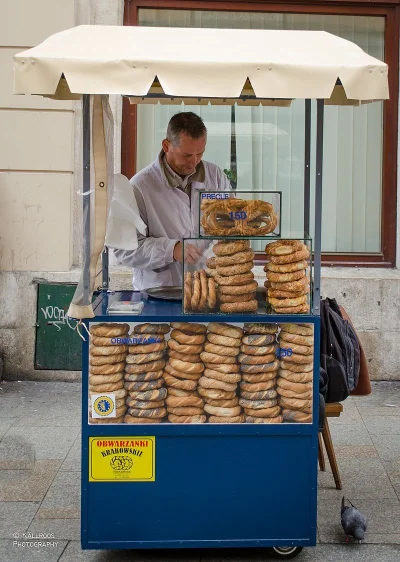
1,381,399,562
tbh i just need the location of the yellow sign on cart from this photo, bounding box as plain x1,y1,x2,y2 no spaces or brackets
89,437,155,482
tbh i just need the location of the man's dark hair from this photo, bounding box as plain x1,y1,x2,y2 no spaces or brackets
166,112,207,146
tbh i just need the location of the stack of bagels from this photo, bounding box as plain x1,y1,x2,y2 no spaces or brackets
238,323,282,423
213,240,258,313
123,323,169,424
165,322,206,423
200,322,244,423
264,240,310,314
277,323,314,423
89,323,129,423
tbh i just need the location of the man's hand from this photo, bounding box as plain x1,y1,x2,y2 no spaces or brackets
173,242,202,264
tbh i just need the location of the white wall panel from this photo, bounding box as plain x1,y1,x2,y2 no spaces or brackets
0,111,74,171
0,172,73,271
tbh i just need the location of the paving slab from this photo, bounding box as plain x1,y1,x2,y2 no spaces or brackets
27,518,80,541
0,434,35,469
0,418,15,438
0,460,62,502
334,445,378,460
328,423,374,447
0,538,67,561
59,541,202,561
371,434,400,462
0,501,40,538
362,415,400,435
36,471,80,520
4,426,79,460
60,435,81,472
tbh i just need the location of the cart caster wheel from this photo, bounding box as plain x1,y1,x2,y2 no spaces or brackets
271,546,303,559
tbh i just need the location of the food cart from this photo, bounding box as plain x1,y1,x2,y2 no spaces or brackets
14,25,388,559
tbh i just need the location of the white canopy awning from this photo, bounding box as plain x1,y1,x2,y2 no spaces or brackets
13,25,389,104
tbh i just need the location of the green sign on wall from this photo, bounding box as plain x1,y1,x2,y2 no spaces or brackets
35,283,82,370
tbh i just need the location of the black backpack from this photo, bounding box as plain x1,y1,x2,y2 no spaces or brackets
320,298,360,403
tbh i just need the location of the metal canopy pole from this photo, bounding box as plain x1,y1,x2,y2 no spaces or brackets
304,99,311,235
312,99,324,315
82,95,91,304
102,247,109,290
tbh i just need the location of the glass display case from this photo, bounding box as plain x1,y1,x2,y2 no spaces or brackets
198,190,281,238
88,320,314,426
181,236,312,315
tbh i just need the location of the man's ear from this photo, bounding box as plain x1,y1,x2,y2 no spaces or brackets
162,138,169,153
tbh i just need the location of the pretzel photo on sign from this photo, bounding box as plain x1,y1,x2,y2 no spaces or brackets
201,198,278,236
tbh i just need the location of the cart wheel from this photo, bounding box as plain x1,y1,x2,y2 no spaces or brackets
271,546,303,559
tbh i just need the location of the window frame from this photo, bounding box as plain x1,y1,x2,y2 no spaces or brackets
122,0,399,267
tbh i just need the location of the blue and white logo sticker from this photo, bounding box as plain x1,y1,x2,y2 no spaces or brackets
91,394,116,418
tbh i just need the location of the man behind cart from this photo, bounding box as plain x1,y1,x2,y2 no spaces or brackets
114,112,231,290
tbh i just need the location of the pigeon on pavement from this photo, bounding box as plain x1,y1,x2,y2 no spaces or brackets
341,496,367,543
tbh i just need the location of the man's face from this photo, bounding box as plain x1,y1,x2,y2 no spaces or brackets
162,133,207,177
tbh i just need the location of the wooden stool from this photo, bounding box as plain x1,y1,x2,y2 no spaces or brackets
318,403,343,490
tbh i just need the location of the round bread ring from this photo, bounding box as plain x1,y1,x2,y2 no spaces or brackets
267,260,308,273
277,387,313,400
92,336,127,346
219,281,258,295
279,331,314,347
279,342,313,356
124,379,164,392
90,344,128,356
124,370,164,382
240,386,276,399
269,248,309,265
279,361,314,373
163,372,198,390
168,414,206,424
167,406,204,416
277,377,313,393
164,364,201,381
245,414,282,423
241,334,276,346
207,332,241,348
215,272,254,286
282,409,312,423
204,342,239,357
207,322,243,339
206,268,218,278
167,339,203,354
208,277,217,310
198,269,208,311
170,329,205,345
206,256,216,268
90,362,125,375
219,292,256,304
215,250,255,267
127,398,165,410
266,270,305,283
204,404,241,417
204,368,241,384
128,407,167,418
209,414,245,423
243,404,280,418
124,359,165,374
239,394,277,409
268,289,307,299
279,369,313,383
201,199,277,236
238,353,276,365
168,387,193,397
200,351,238,365
126,351,165,364
243,323,278,335
205,397,239,408
198,387,236,400
242,371,278,383
240,377,276,390
240,344,276,356
168,350,202,363
280,324,313,336
133,323,170,334
198,376,237,392
216,261,254,277
128,341,166,354
90,415,125,424
184,271,192,312
190,271,200,311
168,358,204,374
240,361,279,373
166,396,204,408
269,295,307,308
269,276,310,292
102,388,127,400
265,240,303,255
90,352,126,366
280,352,313,365
89,380,125,392
213,239,250,256
90,323,130,337
220,300,258,314
124,415,162,424
278,398,312,413
275,304,309,314
171,322,207,335
128,387,167,401
204,362,240,374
